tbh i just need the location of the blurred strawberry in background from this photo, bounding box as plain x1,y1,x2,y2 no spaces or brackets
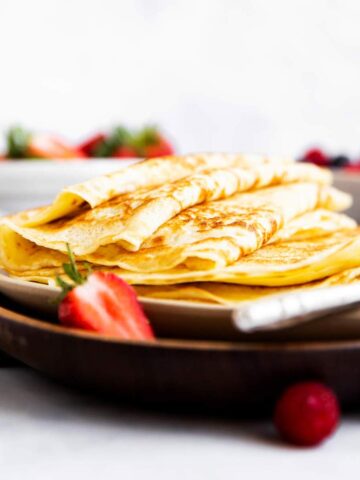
6,126,84,160
301,148,329,167
300,147,355,169
131,126,174,158
78,125,174,159
1,124,175,160
77,133,107,157
113,145,138,158
87,126,135,158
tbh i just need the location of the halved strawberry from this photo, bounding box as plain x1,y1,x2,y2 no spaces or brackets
6,126,84,159
78,133,107,157
143,136,174,158
92,126,132,157
132,126,174,158
57,247,154,341
28,135,85,159
113,145,138,158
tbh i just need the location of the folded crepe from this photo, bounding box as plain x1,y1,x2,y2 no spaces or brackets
22,152,294,227
1,212,357,286
134,267,360,305
112,228,360,287
0,182,351,274
5,162,331,254
84,183,350,271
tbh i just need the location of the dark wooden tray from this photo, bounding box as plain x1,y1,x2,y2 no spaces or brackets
1,294,360,413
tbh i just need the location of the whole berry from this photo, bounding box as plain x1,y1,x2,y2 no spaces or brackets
301,148,329,167
330,155,350,168
274,382,340,447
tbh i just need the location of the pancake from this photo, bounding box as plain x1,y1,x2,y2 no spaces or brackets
21,152,294,227
134,267,360,305
84,184,351,271
3,222,359,290
95,228,360,287
5,162,331,254
0,225,66,272
0,184,351,274
2,208,350,273
269,209,356,243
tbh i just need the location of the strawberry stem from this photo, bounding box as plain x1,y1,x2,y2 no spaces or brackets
55,244,90,302
63,244,86,285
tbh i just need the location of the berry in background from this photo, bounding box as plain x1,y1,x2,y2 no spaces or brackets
301,148,329,167
330,155,350,168
6,126,84,160
78,133,107,157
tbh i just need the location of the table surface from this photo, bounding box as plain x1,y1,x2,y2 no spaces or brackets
0,368,358,479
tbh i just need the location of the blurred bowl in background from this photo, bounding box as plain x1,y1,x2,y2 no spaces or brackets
0,159,138,214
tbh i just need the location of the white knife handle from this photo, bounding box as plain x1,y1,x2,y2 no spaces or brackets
232,284,360,332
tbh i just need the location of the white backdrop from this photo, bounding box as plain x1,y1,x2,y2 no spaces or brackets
1,0,360,156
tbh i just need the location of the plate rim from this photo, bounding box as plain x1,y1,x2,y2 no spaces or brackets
0,270,232,312
1,296,360,354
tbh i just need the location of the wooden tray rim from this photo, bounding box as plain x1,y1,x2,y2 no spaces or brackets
2,300,360,354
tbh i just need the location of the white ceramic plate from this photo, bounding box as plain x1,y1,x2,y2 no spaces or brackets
2,270,360,342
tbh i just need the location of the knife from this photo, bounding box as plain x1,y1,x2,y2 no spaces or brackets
232,284,360,332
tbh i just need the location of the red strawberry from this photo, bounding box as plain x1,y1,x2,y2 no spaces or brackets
142,135,174,158
92,126,133,157
301,148,329,167
57,247,155,341
78,133,107,157
28,135,85,160
113,145,138,158
132,126,174,158
274,382,340,447
6,126,84,159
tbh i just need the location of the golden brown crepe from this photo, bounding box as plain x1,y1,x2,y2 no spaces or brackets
109,228,360,287
22,152,294,227
134,267,360,305
0,184,352,274
1,207,353,273
4,227,360,292
4,162,332,254
84,184,352,271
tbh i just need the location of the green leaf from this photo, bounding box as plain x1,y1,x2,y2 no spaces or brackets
62,244,86,285
63,263,77,283
131,125,159,156
54,244,89,304
54,276,73,303
6,126,31,159
93,126,133,157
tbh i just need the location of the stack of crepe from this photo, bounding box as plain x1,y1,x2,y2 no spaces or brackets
1,152,360,305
